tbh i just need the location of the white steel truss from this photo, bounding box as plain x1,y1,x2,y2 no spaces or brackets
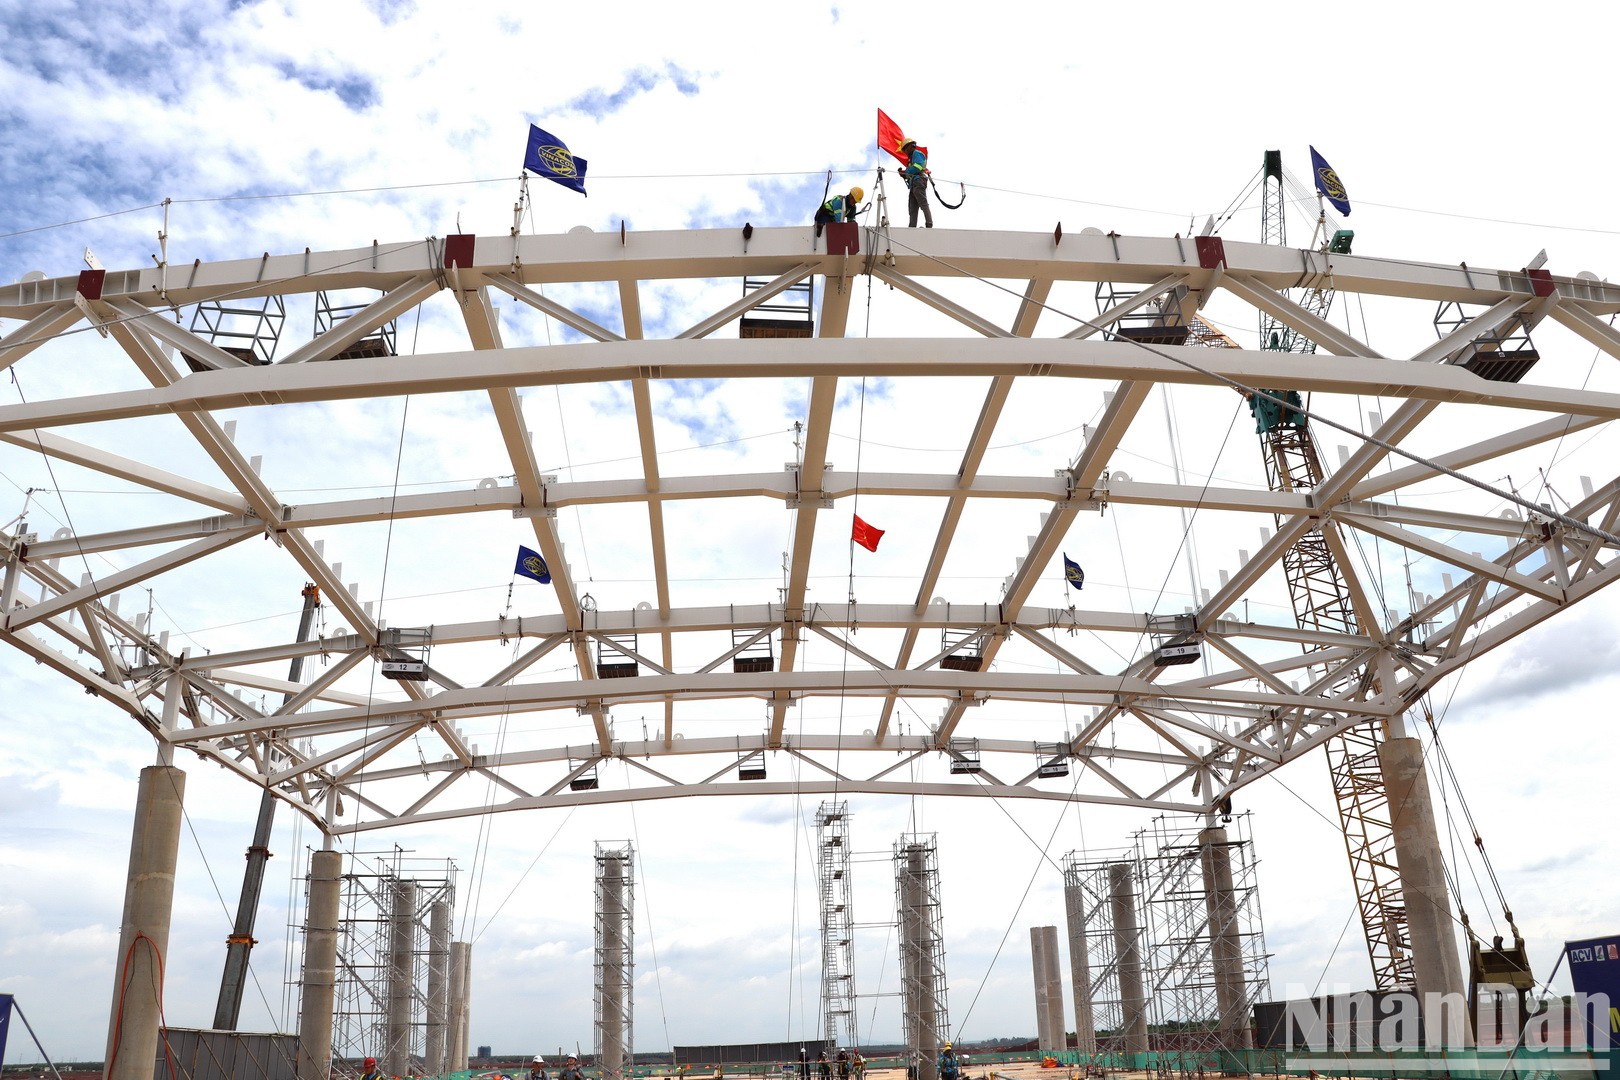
3,226,1620,843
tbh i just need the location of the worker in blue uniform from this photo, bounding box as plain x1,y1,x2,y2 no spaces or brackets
899,138,933,228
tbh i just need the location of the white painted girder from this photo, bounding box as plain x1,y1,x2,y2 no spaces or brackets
5,228,1620,838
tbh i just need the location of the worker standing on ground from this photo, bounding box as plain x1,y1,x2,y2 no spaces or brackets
558,1055,585,1080
815,187,865,236
361,1057,382,1080
818,1050,831,1080
899,138,933,228
937,1043,961,1080
529,1057,549,1080
799,1047,810,1080
837,1049,850,1080
852,1052,865,1080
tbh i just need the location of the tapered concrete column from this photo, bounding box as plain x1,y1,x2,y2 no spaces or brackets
448,941,471,1071
1108,862,1149,1055
1379,736,1467,1046
426,900,451,1076
1063,879,1097,1057
1031,927,1053,1052
105,765,186,1080
1030,926,1064,1053
385,879,418,1077
297,848,343,1080
1198,827,1251,1049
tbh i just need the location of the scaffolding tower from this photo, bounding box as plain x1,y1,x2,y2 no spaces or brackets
322,849,458,1075
595,841,635,1080
1137,814,1270,1070
895,834,948,1080
1061,852,1147,1062
815,801,857,1049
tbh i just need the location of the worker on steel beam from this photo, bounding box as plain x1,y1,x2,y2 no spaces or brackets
899,138,933,228
816,186,865,236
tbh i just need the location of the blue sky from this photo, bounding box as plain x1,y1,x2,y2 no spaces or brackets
4,0,1620,1064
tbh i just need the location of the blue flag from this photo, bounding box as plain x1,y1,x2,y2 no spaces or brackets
514,545,552,584
523,124,588,196
1309,145,1350,217
1063,554,1084,590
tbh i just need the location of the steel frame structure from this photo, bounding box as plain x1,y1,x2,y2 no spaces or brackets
3,225,1620,845
815,801,857,1049
321,850,456,1071
594,841,635,1080
895,834,947,1080
1137,815,1269,1061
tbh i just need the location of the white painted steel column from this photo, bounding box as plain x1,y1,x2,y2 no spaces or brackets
105,764,186,1080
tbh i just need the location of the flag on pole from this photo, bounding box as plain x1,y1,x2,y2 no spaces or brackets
523,124,589,195
877,109,926,166
514,545,552,584
1309,145,1350,216
852,515,885,552
1063,554,1084,590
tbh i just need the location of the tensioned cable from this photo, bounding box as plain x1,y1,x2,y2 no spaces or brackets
873,228,1620,548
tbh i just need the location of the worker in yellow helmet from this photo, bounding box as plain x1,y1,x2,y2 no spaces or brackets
898,138,933,228
937,1043,960,1080
815,186,865,236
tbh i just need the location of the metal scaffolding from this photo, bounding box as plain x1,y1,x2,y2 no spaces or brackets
815,801,857,1048
317,849,457,1074
595,841,635,1080
895,834,948,1080
1137,814,1270,1067
1060,852,1142,1059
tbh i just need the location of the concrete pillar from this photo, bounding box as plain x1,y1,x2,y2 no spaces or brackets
385,879,418,1077
1031,927,1053,1052
448,941,471,1071
297,848,344,1080
1198,827,1251,1049
1030,926,1065,1053
901,844,939,1080
1063,879,1097,1057
599,853,629,1080
105,765,187,1080
1379,736,1468,1046
426,900,451,1076
1108,862,1149,1056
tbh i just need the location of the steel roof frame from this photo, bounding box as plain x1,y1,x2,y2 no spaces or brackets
3,224,1619,837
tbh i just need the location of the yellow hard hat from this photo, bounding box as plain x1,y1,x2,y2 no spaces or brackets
943,1043,952,1050
850,187,865,203
901,137,917,150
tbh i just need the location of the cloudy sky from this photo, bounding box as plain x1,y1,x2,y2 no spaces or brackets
4,0,1620,1065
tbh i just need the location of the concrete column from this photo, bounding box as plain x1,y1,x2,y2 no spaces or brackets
297,848,344,1080
448,941,471,1071
1379,736,1468,1046
426,900,451,1076
1031,927,1053,1052
1198,827,1251,1049
900,844,939,1080
599,853,629,1080
385,879,418,1077
1063,880,1097,1057
1108,862,1149,1055
1030,926,1064,1053
105,765,187,1080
